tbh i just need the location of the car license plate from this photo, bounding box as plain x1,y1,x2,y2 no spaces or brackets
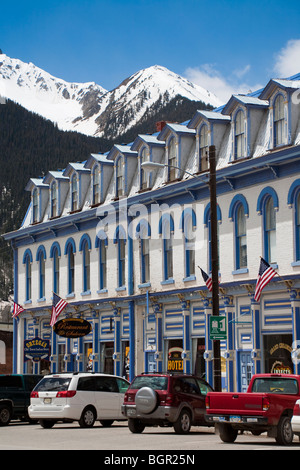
44,398,52,404
230,415,241,423
127,408,136,416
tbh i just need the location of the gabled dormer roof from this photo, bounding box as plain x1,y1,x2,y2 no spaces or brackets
222,94,269,115
188,110,230,129
259,75,300,100
157,122,196,141
62,162,90,177
131,134,165,151
25,178,49,192
43,170,69,184
107,144,138,161
84,153,114,169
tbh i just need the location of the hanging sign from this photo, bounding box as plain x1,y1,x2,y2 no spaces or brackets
24,337,50,362
53,318,92,338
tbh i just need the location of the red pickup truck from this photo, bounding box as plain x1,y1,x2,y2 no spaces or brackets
205,373,300,445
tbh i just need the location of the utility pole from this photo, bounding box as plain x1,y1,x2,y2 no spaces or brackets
208,145,221,392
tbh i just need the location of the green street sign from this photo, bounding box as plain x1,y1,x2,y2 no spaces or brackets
209,315,227,340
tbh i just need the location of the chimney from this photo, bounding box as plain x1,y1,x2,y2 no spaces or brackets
156,121,168,132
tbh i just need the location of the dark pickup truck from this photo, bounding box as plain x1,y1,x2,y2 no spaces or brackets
0,374,42,425
205,373,300,445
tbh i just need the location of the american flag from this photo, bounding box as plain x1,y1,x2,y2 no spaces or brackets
12,302,24,318
254,257,277,302
200,268,212,292
50,293,68,327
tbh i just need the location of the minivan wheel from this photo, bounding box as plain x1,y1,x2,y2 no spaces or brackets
79,407,96,428
173,409,191,434
128,418,145,433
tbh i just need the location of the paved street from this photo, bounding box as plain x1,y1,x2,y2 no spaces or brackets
1,421,300,454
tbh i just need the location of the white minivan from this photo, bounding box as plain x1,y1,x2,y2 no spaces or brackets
28,372,130,428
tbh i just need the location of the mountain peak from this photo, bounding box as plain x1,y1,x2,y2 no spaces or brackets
0,54,221,139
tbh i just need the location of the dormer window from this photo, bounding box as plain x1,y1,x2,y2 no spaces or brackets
234,110,245,159
71,174,78,211
32,188,39,223
168,137,177,181
92,164,100,205
50,181,58,218
274,94,285,147
116,157,124,197
199,124,209,171
140,148,149,190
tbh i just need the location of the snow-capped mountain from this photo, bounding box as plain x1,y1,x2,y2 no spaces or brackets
0,54,221,139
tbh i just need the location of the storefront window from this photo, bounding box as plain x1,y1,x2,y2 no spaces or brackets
193,338,206,377
263,334,293,374
100,342,114,374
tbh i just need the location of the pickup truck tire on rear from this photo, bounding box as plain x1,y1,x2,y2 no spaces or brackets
128,418,145,433
217,423,238,443
275,416,293,446
0,404,12,426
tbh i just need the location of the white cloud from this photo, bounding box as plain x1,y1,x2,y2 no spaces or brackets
184,64,262,104
273,39,300,78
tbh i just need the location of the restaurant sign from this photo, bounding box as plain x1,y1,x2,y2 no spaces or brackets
24,337,50,362
53,318,92,338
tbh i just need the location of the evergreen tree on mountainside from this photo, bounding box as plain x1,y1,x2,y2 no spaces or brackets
0,96,213,301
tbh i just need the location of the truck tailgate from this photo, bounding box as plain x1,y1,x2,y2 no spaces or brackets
206,392,265,416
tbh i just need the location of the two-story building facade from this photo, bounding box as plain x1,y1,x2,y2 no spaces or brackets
3,73,300,391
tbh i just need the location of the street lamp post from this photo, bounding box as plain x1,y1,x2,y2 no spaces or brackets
141,150,221,391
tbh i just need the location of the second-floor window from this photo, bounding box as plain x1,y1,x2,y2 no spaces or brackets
236,205,247,269
82,241,90,293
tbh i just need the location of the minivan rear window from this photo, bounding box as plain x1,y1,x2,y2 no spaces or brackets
34,377,71,392
130,376,168,390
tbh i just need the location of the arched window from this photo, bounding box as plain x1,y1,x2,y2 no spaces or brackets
264,197,276,264
50,181,58,218
138,222,150,284
114,226,126,288
99,238,107,290
82,240,90,293
23,249,33,302
180,209,196,278
37,248,46,299
53,247,60,294
236,205,247,269
71,173,78,211
159,215,174,281
65,241,75,295
32,188,38,223
296,192,300,261
199,125,209,171
235,110,245,159
92,164,100,205
168,138,177,181
274,94,285,147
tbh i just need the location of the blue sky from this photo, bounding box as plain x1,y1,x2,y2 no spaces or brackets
1,0,300,101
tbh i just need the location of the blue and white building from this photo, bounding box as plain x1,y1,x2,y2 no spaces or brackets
3,73,300,391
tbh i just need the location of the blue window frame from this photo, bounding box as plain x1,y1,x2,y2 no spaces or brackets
295,192,300,261
37,250,46,299
67,244,75,294
82,241,90,293
180,209,196,278
53,247,60,294
23,250,32,302
140,231,150,284
159,215,174,281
